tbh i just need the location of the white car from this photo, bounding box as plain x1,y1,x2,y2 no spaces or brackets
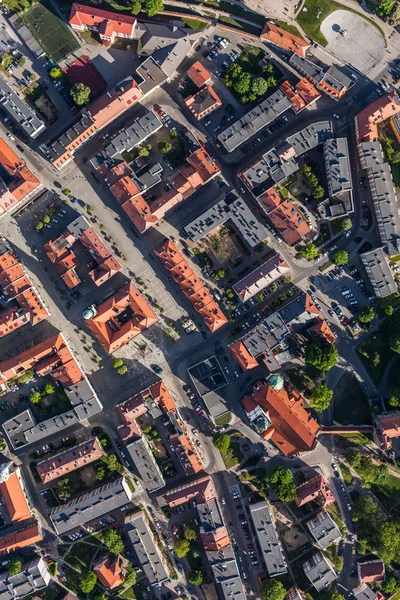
6,133,15,141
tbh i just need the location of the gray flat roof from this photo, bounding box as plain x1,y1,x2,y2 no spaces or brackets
233,253,290,302
289,54,324,82
137,57,168,96
206,545,246,600
303,552,337,592
306,511,341,549
50,478,133,534
183,190,268,247
250,500,287,577
0,558,50,600
188,356,227,397
218,88,292,152
360,247,397,298
125,512,168,586
323,137,353,216
352,585,377,600
126,437,165,492
103,109,162,158
198,497,224,533
0,75,45,138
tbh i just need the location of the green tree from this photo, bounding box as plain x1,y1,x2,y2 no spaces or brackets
389,314,400,353
8,558,22,576
58,478,71,501
305,340,338,371
184,524,197,541
192,548,200,558
117,365,128,375
390,2,400,24
44,383,55,395
332,250,349,266
309,384,333,412
265,467,296,502
341,217,352,231
96,467,106,480
137,146,149,157
389,386,400,408
212,432,230,453
376,0,395,18
252,77,268,96
233,72,251,96
174,539,191,557
49,66,63,80
358,306,375,324
30,391,42,404
102,528,124,555
263,63,275,75
301,243,318,260
70,83,91,106
142,0,164,17
0,437,6,451
124,563,137,587
43,214,51,224
313,185,325,199
131,0,142,14
382,577,400,594
113,358,124,369
35,221,43,230
318,591,345,600
169,129,178,138
158,141,172,154
188,570,204,585
260,578,286,600
79,571,97,593
225,63,242,81
17,373,28,384
102,454,123,473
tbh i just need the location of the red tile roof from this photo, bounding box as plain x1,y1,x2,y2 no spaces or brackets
36,437,105,484
0,523,42,555
186,148,220,183
166,476,215,507
261,23,310,57
84,281,158,354
187,61,212,88
0,139,41,216
295,474,335,507
308,318,337,345
355,92,400,143
229,340,259,371
0,471,31,522
69,4,136,43
155,239,227,332
269,200,311,245
94,555,125,589
245,383,320,456
358,560,385,584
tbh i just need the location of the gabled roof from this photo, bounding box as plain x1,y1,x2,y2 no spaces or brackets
69,3,136,36
0,139,41,216
261,23,310,57
308,318,337,344
269,200,310,245
295,474,335,507
355,92,400,143
36,437,105,484
358,560,385,583
0,470,31,522
187,61,212,88
94,554,125,589
186,148,220,182
0,523,42,555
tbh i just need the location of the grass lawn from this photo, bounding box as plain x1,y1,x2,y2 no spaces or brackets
332,372,372,425
331,218,345,235
372,474,400,514
218,16,262,35
357,325,394,384
315,222,331,247
62,565,81,595
237,45,266,75
215,412,232,426
274,19,305,37
181,17,208,29
297,0,386,46
290,548,316,589
340,464,354,485
220,439,243,469
67,542,101,570
326,502,346,535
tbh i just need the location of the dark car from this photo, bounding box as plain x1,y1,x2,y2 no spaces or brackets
16,144,24,152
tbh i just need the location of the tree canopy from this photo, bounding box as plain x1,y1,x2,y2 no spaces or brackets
102,528,124,555
376,0,395,18
265,467,297,502
30,391,41,404
252,77,269,96
347,450,388,487
305,340,338,371
260,578,287,600
301,243,318,260
142,0,164,16
0,437,6,451
49,66,63,80
358,306,375,324
309,384,333,412
332,250,349,266
79,571,97,593
341,217,352,231
188,570,204,585
8,558,22,576
213,432,230,453
184,523,197,541
389,313,400,353
318,591,345,600
174,539,191,557
70,83,91,106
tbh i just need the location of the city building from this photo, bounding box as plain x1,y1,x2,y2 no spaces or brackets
155,239,228,332
295,474,335,507
242,381,320,456
261,23,311,57
355,92,400,144
97,146,220,233
0,557,51,600
83,281,158,353
373,411,400,449
268,198,311,245
50,477,134,534
36,437,105,484
125,512,169,587
43,77,143,170
286,588,306,600
306,511,341,548
0,77,45,138
323,137,354,218
303,552,337,592
125,437,165,493
43,215,121,289
289,54,352,101
0,138,42,218
69,4,137,46
357,560,385,584
0,236,49,337
0,461,42,555
183,189,268,249
165,476,216,507
360,248,397,298
280,78,320,113
93,554,125,589
97,109,162,160
232,253,290,302
184,85,222,120
218,88,292,152
187,61,212,88
1,333,102,449
250,500,287,577
353,584,384,600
